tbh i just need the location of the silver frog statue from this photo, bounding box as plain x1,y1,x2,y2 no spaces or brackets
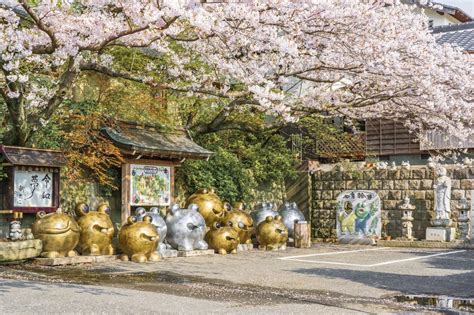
9,220,23,241
251,202,278,228
278,202,305,238
135,207,168,252
164,204,208,251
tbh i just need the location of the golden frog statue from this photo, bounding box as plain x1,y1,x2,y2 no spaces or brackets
256,215,288,251
221,202,253,245
31,209,81,258
75,203,115,256
185,188,224,227
205,222,240,255
118,215,160,263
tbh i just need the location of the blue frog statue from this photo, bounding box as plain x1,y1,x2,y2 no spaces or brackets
164,204,208,251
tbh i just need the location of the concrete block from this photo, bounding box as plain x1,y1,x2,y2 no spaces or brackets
159,249,178,258
237,243,254,252
400,169,411,179
426,227,456,242
0,240,42,262
33,255,117,266
382,180,394,190
177,249,215,257
411,169,426,179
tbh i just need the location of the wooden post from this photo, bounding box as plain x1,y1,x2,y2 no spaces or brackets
294,221,312,248
121,163,131,224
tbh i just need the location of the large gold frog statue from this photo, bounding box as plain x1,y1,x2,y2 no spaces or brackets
75,203,115,256
256,215,288,251
185,188,224,227
205,222,240,255
221,202,253,245
31,209,81,258
118,215,160,263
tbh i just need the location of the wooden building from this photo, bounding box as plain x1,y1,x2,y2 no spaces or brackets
101,121,212,223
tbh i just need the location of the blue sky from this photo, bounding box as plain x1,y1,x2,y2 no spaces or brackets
440,0,474,17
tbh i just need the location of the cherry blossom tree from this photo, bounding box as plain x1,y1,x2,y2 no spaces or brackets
0,0,472,146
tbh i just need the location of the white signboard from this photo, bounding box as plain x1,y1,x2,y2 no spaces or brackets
130,164,171,206
14,169,53,207
336,190,381,240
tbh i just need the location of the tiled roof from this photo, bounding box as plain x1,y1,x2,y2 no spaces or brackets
101,122,213,160
433,22,474,52
0,145,66,168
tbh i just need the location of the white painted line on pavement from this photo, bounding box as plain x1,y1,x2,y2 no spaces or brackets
278,247,388,260
367,250,466,267
279,249,466,268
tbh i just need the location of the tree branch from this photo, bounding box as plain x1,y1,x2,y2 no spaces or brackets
19,0,58,54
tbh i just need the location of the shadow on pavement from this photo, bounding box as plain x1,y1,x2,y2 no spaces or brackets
289,250,474,298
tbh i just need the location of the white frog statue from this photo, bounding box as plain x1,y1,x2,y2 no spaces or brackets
9,220,23,241
164,204,208,251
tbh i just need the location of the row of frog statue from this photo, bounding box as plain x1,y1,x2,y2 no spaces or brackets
30,188,306,263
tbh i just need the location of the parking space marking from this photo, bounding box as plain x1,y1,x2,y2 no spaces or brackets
279,247,388,260
279,249,466,268
368,250,466,267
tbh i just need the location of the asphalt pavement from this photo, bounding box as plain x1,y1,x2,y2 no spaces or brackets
0,244,473,314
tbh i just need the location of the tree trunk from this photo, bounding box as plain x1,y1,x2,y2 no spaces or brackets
3,98,30,146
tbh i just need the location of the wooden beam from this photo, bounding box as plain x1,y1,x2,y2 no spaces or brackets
121,163,131,224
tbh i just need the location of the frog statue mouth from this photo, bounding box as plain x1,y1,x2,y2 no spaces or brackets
187,223,202,231
276,228,287,235
225,235,238,242
140,233,158,242
38,221,80,235
93,224,113,234
213,208,224,217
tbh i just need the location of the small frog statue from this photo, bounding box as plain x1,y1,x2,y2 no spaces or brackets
221,202,253,245
185,188,224,227
165,204,208,251
119,215,160,263
256,215,288,251
205,222,240,255
135,207,167,252
31,208,81,258
75,203,115,256
9,220,22,241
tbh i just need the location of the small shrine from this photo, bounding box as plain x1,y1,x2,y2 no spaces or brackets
101,121,213,223
0,145,66,213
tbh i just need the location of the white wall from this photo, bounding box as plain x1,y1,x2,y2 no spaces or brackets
415,7,462,26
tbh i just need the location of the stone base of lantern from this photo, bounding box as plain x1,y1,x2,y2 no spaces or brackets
426,227,456,242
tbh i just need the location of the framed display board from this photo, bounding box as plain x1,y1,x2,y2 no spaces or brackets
1,146,64,213
129,164,171,206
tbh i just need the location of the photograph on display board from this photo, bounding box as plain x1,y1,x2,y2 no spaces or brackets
130,164,171,206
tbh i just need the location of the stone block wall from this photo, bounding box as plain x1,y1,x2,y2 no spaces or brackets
311,166,474,240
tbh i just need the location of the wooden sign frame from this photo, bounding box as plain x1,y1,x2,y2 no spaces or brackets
121,159,176,223
4,166,60,213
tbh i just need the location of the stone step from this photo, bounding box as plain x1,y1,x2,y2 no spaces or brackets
33,255,117,266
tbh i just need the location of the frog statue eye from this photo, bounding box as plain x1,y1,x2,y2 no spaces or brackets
127,216,137,225
135,207,146,217
36,211,47,219
75,203,90,217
